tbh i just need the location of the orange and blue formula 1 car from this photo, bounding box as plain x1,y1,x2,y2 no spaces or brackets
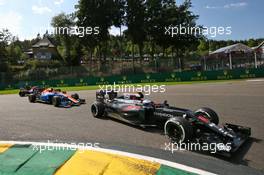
28,88,85,108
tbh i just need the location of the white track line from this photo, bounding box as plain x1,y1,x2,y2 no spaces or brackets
246,79,264,82
0,141,216,175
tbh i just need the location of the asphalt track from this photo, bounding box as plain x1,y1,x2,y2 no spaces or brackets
0,80,263,174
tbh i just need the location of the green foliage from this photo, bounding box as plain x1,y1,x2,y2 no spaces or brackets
6,44,23,63
51,13,81,66
1,0,264,78
0,29,11,59
247,39,258,47
126,0,147,58
0,29,12,72
0,62,9,72
76,0,125,60
25,60,62,70
197,39,209,56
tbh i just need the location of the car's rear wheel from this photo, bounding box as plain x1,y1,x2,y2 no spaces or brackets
164,117,193,143
52,96,61,107
19,91,26,97
195,107,219,125
91,102,105,118
28,94,36,103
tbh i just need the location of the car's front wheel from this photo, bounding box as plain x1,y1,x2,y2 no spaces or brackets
91,102,105,118
28,94,36,103
164,117,193,143
19,91,26,97
52,96,61,107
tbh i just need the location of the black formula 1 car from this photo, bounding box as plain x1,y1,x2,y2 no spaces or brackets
19,86,44,97
91,91,251,155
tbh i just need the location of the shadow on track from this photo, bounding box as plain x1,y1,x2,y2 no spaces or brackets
95,117,164,135
226,137,262,166
94,117,259,168
189,137,261,167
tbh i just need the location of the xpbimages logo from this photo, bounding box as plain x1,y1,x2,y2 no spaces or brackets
98,82,166,95
164,141,232,154
165,24,232,38
31,141,100,153
39,26,100,37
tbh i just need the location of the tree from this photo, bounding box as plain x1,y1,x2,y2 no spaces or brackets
247,39,257,47
76,0,122,60
112,0,126,58
145,0,163,59
0,29,11,59
51,13,81,65
197,39,209,56
6,45,22,63
0,29,12,72
163,0,200,68
125,0,147,61
112,0,126,30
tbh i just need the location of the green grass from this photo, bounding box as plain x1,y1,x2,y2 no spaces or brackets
0,89,20,95
0,79,242,95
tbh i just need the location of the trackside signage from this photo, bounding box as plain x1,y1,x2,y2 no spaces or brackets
0,68,264,90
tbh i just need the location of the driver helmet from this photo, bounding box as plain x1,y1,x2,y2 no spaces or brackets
124,93,141,100
143,99,152,106
47,88,53,92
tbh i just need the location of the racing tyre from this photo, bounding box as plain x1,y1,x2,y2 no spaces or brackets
164,117,193,143
195,107,219,125
28,94,36,103
19,91,26,97
91,102,105,118
71,93,79,100
52,96,61,107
